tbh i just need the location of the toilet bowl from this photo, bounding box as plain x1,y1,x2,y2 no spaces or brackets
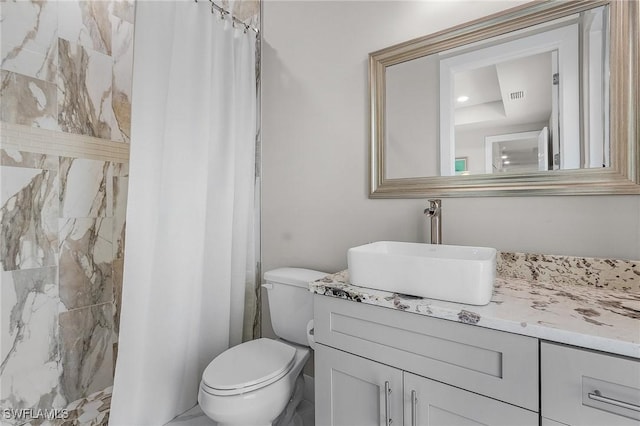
198,338,310,426
198,268,328,426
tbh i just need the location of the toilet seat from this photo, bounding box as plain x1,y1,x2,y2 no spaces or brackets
201,338,296,396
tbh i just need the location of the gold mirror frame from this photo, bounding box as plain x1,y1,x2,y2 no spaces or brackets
370,0,639,198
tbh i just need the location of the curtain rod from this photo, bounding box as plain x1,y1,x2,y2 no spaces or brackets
195,0,260,34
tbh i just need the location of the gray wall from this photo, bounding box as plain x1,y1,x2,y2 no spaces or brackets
386,55,439,178
261,1,640,336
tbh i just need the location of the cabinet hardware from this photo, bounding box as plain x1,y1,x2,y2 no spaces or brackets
384,381,392,425
411,390,418,426
588,390,640,413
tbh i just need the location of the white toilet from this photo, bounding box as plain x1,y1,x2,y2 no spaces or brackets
198,268,327,426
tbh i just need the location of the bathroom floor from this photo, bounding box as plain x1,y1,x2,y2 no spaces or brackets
166,400,315,426
165,405,213,425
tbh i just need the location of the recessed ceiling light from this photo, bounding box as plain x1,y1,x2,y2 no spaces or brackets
501,155,508,159
503,160,511,165
457,95,469,103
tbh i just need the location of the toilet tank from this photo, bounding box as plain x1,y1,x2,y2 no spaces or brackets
263,268,328,346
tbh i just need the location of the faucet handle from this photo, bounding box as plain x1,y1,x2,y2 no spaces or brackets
425,199,442,244
424,199,441,216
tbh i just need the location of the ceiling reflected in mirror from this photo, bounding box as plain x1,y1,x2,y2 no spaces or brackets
453,52,552,129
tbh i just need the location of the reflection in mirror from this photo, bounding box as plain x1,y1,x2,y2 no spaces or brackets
453,55,554,175
385,55,439,179
382,5,610,179
484,129,548,174
370,0,638,197
440,5,609,176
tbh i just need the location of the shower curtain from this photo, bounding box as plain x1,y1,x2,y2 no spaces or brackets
110,1,257,424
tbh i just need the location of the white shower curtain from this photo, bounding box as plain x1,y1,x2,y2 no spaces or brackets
110,1,257,424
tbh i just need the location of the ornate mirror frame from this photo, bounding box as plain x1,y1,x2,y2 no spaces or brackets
369,0,639,198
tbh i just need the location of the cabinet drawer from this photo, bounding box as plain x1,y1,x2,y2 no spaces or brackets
314,295,539,411
542,341,640,425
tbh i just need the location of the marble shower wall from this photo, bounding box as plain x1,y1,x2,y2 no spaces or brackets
1,0,134,423
1,0,134,142
221,0,260,29
0,150,129,422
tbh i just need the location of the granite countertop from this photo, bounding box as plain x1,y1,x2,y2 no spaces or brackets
309,270,640,359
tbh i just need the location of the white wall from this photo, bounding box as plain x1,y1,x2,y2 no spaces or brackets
261,1,640,335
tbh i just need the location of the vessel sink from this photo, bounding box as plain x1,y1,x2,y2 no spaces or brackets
347,241,497,305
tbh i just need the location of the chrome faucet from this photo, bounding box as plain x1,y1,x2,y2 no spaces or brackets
424,199,442,244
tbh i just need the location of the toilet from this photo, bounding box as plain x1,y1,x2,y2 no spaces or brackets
198,267,327,426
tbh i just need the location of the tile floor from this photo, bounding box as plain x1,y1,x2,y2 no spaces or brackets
165,405,213,426
31,381,314,425
166,399,314,426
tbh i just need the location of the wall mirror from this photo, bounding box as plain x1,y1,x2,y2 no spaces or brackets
370,0,638,197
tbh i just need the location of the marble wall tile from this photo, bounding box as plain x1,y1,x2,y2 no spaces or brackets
1,0,58,83
1,166,58,271
112,259,123,337
1,0,134,416
221,0,260,28
1,70,59,130
1,268,66,412
59,157,112,218
1,149,59,171
111,16,133,143
57,1,112,56
110,1,135,25
2,0,137,143
111,161,128,178
112,177,128,259
57,39,115,140
59,303,114,404
58,218,114,311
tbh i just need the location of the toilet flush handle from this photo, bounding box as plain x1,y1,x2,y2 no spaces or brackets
261,283,273,290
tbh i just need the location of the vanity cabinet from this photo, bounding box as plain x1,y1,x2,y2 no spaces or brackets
541,342,640,426
314,295,540,425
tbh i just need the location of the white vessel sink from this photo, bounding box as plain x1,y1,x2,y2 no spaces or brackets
347,241,497,305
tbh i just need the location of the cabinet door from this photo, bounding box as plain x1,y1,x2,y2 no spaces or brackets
403,372,538,426
316,344,403,426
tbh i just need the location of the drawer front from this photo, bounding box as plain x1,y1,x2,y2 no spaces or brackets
542,341,640,426
314,295,539,411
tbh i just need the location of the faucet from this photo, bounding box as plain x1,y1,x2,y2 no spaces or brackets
424,199,442,244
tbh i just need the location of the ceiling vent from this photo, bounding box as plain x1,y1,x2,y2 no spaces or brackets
509,90,526,101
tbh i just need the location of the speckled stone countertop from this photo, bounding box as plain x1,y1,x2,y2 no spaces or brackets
310,261,640,359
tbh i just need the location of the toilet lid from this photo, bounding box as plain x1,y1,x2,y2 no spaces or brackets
202,339,296,392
